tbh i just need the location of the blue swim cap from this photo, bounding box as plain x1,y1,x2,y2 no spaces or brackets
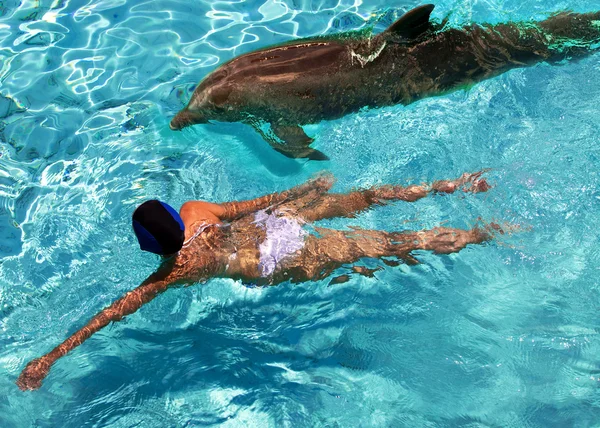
132,200,185,255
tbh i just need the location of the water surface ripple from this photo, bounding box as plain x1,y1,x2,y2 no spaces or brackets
1,0,600,426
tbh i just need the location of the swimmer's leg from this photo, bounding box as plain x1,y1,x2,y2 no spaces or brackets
295,171,490,222
277,225,492,282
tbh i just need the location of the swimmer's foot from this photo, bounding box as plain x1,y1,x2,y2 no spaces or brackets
408,220,517,256
432,169,492,194
415,226,493,254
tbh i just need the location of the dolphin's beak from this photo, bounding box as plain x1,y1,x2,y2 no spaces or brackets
170,110,208,131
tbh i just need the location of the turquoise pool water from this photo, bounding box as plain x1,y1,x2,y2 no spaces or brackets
2,0,600,426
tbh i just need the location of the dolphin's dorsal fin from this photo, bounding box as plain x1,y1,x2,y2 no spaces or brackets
384,4,435,41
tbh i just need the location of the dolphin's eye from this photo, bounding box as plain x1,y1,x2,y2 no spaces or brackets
211,86,232,107
210,69,228,83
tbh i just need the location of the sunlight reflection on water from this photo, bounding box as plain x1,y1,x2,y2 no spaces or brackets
1,0,600,426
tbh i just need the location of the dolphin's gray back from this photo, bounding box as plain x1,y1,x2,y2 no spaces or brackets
218,41,371,123
188,10,600,126
225,42,348,80
386,11,600,104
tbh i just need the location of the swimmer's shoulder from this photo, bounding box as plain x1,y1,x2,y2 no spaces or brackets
180,201,223,226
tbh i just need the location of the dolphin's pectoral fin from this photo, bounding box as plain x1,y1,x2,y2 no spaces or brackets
271,124,330,161
252,122,329,160
383,4,435,42
271,124,313,148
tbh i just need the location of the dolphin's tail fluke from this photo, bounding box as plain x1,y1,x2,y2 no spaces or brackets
540,11,600,42
537,11,600,60
473,11,600,72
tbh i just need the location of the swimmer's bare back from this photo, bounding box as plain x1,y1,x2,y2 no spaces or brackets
17,171,495,390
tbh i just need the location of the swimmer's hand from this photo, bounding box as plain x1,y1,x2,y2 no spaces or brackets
16,357,51,391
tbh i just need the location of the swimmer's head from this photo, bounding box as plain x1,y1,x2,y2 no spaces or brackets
132,200,185,256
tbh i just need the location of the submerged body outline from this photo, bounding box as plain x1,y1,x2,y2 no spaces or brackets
171,4,600,159
16,171,499,390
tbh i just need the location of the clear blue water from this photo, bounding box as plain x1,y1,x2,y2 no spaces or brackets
2,0,600,426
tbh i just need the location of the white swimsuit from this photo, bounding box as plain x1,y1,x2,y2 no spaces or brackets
253,210,307,277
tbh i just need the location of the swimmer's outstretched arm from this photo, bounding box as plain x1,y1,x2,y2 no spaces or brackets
181,174,334,221
16,265,183,391
296,171,490,222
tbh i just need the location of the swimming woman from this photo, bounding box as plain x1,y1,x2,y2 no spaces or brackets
17,171,495,390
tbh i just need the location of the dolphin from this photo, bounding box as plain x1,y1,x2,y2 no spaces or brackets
170,4,600,160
